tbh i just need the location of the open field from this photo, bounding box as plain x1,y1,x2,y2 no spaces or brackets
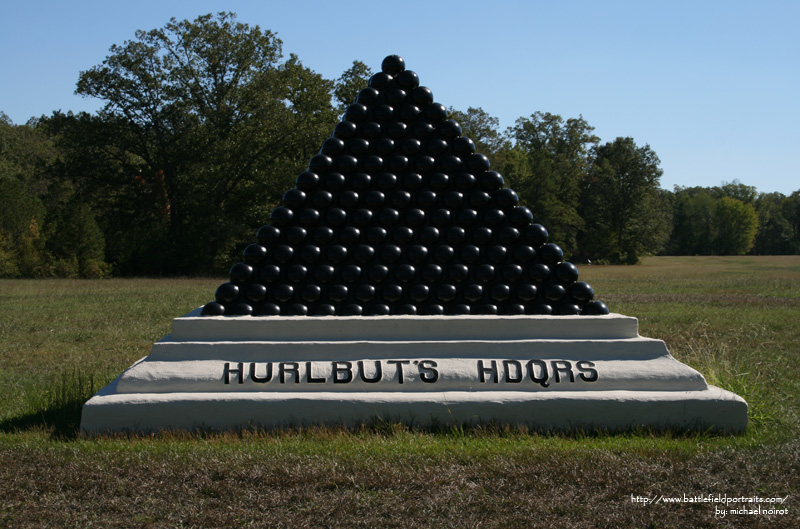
1,256,799,528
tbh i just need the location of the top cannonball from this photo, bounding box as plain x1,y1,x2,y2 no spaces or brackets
382,55,406,75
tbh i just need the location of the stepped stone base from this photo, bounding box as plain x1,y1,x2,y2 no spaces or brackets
80,310,748,433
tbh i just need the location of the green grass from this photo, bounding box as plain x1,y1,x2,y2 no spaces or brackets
1,257,798,527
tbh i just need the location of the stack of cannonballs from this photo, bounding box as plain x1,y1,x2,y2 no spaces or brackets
202,55,609,318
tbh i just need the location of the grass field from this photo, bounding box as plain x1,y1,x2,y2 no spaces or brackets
1,256,798,528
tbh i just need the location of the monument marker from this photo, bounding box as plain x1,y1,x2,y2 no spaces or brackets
81,55,747,433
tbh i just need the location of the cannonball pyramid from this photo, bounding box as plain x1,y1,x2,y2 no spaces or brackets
201,54,609,318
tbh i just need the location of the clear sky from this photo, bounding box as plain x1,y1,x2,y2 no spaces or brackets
2,0,798,195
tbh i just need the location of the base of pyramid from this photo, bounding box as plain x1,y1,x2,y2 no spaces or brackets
80,311,748,434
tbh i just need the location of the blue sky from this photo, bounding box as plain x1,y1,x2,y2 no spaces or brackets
2,0,798,195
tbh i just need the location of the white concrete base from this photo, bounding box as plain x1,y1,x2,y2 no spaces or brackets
81,310,748,433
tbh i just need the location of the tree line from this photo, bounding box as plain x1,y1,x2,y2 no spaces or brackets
2,13,798,278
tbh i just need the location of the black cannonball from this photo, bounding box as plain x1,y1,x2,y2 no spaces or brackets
314,304,336,316
443,191,464,209
348,138,370,156
497,226,520,245
570,282,594,302
388,155,409,173
379,208,400,227
374,104,394,122
340,226,361,245
557,303,582,315
470,190,492,208
446,226,467,245
502,263,524,282
351,172,372,191
411,86,434,106
555,262,579,284
517,283,538,302
495,188,519,208
449,263,470,282
230,262,253,283
405,208,426,227
286,264,308,283
343,304,364,316
475,264,495,283
514,225,541,252
544,283,567,302
361,122,382,139
311,190,333,209
340,264,361,283
380,244,402,263
439,155,463,174
393,226,414,245
422,263,443,283
410,284,430,302
455,172,477,190
364,190,385,209
333,121,357,139
417,190,437,209
232,303,254,316
484,208,506,226
480,171,504,192
539,243,564,265
368,304,391,316
321,137,346,156
215,282,239,303
354,244,376,264
356,284,376,302
581,300,610,316
429,172,450,190
467,153,491,173
368,72,393,89
386,121,408,139
201,302,225,316
506,303,526,315
386,87,407,106
273,284,294,302
339,190,359,209
302,284,322,302
260,303,281,316
408,244,429,263
300,245,321,263
415,155,436,174
394,263,416,283
426,138,449,156
366,226,388,245
390,190,412,209
376,172,398,190
472,226,493,245
403,172,423,190
530,303,553,315
356,87,380,105
434,244,455,263
326,245,348,264
464,284,484,302
438,119,462,139
395,69,419,90
398,104,421,122
373,138,394,156
298,208,320,227
368,264,389,282
243,244,267,265
338,155,359,174
452,137,476,156
396,304,417,315
286,226,307,245
425,103,448,122
362,155,384,173
419,226,440,245
313,226,335,244
295,171,320,192
260,264,281,283
487,245,508,263
344,104,369,123
270,206,294,227
329,284,349,302
490,283,512,302
461,245,481,263
326,208,347,227
382,284,403,302
528,263,551,282
351,208,374,227
437,283,457,302
413,121,435,139
289,303,308,316
401,138,422,156
314,265,335,283
457,209,478,227
381,55,405,75
431,208,451,227
512,244,536,263
324,172,346,191
451,304,470,315
510,206,534,227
